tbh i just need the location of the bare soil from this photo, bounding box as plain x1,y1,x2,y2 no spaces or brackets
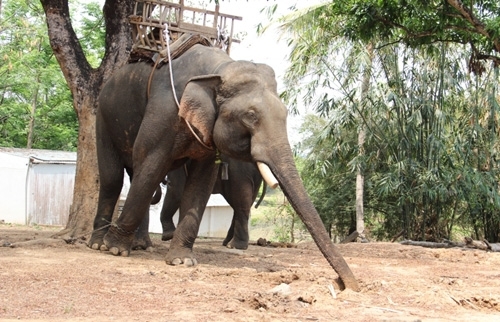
1,223,500,322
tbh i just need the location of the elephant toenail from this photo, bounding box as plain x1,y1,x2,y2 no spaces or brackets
171,258,182,265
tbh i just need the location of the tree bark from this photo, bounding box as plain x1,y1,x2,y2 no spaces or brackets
400,240,462,248
340,231,359,244
40,0,134,238
355,42,374,236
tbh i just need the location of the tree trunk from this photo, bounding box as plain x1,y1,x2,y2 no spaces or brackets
41,0,134,238
355,134,365,234
355,42,374,236
56,100,99,238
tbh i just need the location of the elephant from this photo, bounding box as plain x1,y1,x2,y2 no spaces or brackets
160,154,264,250
88,43,359,291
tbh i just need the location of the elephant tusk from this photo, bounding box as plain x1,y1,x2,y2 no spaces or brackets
257,162,279,189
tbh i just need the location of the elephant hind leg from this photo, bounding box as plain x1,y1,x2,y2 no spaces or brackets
222,218,235,247
166,158,218,266
160,197,181,241
132,212,154,251
160,167,187,241
225,207,250,250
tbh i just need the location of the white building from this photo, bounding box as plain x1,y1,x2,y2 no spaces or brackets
0,147,232,238
0,147,76,226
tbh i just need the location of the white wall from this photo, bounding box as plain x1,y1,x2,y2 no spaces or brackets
0,149,233,236
133,182,233,237
26,162,75,226
0,153,28,224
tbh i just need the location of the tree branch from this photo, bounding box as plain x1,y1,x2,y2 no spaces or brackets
40,0,92,91
98,0,135,83
446,0,500,53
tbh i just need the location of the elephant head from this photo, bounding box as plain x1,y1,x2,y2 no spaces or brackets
178,61,359,291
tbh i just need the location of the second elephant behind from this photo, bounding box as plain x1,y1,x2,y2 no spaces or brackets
161,154,264,249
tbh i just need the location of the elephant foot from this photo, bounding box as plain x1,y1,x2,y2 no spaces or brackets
161,229,175,241
222,236,231,247
88,228,108,250
165,247,197,267
102,225,135,256
132,232,154,251
225,238,249,250
132,237,154,251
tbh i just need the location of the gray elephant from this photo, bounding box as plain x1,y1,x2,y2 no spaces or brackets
88,43,358,290
161,154,264,250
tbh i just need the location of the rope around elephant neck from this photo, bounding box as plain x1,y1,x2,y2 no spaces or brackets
164,29,214,151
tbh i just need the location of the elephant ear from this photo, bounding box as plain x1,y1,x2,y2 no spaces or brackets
256,64,278,92
178,75,221,148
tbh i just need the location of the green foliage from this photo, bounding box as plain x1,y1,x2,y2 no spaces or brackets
275,1,500,242
0,0,104,150
251,189,307,243
325,1,500,59
297,115,358,238
75,0,106,68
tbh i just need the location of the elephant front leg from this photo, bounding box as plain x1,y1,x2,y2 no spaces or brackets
89,170,124,251
102,224,136,256
103,169,161,256
166,158,218,266
164,207,201,267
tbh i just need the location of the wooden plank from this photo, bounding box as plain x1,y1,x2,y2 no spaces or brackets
137,0,242,21
177,21,217,37
130,0,242,53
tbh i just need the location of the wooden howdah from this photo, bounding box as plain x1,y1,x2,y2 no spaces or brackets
129,0,242,55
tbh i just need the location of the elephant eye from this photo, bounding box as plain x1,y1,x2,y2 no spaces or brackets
243,109,259,127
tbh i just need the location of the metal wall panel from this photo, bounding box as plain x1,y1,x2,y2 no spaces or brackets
27,163,75,226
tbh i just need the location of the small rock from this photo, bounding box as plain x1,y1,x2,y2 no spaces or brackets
268,283,291,296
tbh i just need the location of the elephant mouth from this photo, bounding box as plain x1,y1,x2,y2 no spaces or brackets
256,162,279,189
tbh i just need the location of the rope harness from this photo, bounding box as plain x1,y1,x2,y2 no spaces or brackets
141,33,215,151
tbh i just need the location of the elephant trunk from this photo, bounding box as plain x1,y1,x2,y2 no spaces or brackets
265,152,360,292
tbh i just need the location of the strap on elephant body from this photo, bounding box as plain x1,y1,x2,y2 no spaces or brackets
137,33,217,152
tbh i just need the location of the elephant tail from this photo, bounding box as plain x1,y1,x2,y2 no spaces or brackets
254,181,267,209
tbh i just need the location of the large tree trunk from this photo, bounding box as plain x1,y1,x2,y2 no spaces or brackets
41,0,134,238
58,98,99,238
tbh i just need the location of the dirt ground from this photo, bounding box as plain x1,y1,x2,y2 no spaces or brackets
1,224,500,322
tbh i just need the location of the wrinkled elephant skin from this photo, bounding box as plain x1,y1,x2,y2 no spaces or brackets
88,44,359,291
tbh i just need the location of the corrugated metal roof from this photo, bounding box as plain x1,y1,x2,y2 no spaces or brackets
0,147,76,164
